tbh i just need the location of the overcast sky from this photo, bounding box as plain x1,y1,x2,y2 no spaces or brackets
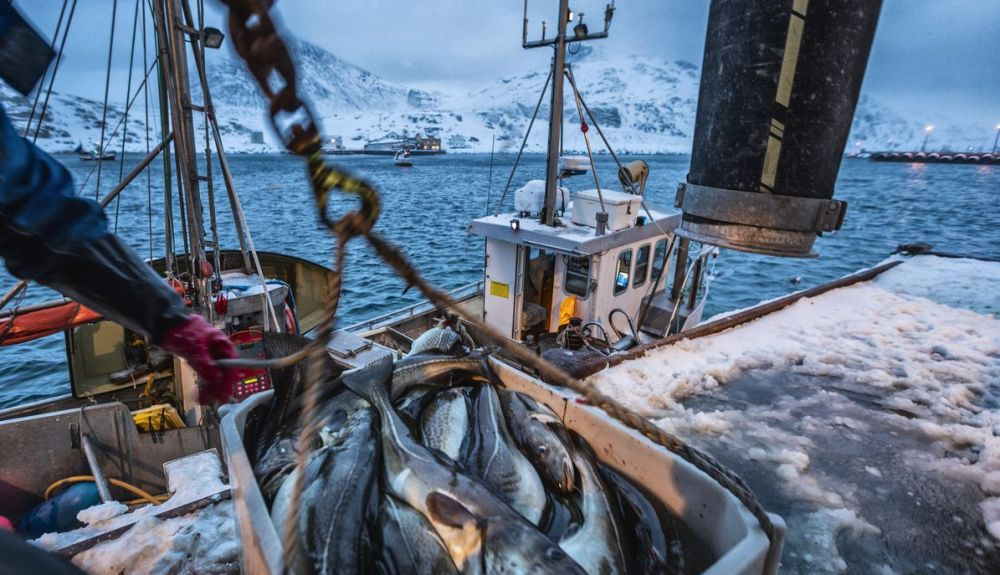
12,1,1000,130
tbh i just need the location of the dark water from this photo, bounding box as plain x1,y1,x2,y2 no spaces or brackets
1,153,998,408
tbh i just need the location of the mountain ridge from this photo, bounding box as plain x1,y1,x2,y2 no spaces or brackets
3,39,990,155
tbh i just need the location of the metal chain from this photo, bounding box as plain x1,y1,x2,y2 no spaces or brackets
216,2,774,566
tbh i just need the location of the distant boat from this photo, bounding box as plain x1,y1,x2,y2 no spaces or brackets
79,147,116,161
394,148,413,167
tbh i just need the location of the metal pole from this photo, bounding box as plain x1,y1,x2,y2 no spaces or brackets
81,434,113,504
541,0,571,227
153,0,207,306
98,133,174,208
178,0,251,274
156,41,176,276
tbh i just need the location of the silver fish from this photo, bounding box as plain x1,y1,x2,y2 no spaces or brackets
390,350,490,400
469,385,547,525
407,324,462,356
342,357,585,575
269,469,312,575
499,391,576,495
602,464,681,575
559,444,627,575
268,396,380,575
420,388,471,461
301,402,380,575
378,495,458,575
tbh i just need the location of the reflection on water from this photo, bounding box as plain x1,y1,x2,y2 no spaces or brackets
0,154,997,407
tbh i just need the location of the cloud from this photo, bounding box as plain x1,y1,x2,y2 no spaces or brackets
11,0,999,128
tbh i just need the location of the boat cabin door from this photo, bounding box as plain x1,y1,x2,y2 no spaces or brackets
483,240,558,341
521,247,556,339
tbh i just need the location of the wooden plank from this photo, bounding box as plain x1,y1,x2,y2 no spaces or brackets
54,488,231,558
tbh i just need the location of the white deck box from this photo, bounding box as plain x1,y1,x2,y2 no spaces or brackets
571,188,643,231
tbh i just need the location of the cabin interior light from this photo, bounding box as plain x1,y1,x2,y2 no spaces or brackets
510,218,520,232
204,27,225,49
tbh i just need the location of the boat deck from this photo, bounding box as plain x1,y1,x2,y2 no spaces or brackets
589,255,1000,574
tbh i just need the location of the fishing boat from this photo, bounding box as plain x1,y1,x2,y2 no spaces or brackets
0,0,915,572
0,0,333,562
393,147,413,167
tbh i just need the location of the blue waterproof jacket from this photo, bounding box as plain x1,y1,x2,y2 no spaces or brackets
0,106,188,342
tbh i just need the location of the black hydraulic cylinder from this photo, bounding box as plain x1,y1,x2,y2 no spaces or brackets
676,0,882,257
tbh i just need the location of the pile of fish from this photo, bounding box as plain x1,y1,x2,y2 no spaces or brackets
243,326,684,574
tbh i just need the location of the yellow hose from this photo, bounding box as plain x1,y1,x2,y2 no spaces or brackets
44,476,163,506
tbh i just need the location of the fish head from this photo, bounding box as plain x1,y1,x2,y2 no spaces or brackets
480,517,584,574
527,414,578,494
426,491,486,571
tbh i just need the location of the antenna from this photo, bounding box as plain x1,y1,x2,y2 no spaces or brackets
521,1,615,226
522,0,614,49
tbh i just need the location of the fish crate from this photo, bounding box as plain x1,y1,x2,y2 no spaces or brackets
219,359,785,575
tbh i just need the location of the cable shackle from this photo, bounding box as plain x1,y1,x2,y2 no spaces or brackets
217,0,380,239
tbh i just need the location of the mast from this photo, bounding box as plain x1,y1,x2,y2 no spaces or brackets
541,0,570,227
523,1,615,227
152,0,208,307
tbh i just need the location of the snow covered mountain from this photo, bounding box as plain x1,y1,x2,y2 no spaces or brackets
3,39,989,155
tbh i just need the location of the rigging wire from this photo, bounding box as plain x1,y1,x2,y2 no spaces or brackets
31,0,78,145
566,65,606,214
76,58,160,195
95,0,120,200
23,0,69,138
494,66,553,215
114,0,143,233
142,0,153,261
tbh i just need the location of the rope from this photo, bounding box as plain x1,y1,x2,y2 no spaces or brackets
31,0,79,144
142,0,153,261
217,3,775,565
494,67,553,216
77,58,161,195
23,0,69,138
565,66,668,238
114,0,143,233
96,0,120,200
566,66,606,214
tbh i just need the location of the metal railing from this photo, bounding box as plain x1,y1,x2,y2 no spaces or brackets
343,281,484,334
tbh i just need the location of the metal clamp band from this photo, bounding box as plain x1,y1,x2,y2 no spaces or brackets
674,183,847,233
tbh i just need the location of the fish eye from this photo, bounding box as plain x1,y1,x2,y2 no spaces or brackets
544,547,567,561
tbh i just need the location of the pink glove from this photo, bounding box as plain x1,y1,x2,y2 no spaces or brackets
161,314,239,405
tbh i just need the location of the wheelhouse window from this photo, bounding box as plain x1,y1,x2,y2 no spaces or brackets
564,255,591,297
614,249,632,296
633,244,650,288
650,239,668,282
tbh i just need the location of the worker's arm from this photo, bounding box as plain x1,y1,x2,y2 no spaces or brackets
0,106,236,403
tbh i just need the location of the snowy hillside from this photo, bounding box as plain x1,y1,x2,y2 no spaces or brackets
3,39,989,155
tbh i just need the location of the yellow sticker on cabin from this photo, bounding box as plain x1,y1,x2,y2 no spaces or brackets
490,281,510,298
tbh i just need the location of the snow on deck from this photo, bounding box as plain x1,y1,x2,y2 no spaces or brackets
590,255,1000,574
33,451,239,575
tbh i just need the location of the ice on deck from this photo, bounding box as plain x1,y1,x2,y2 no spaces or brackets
33,450,238,575
590,255,1000,573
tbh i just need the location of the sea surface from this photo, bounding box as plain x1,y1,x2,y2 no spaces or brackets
1,153,998,408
